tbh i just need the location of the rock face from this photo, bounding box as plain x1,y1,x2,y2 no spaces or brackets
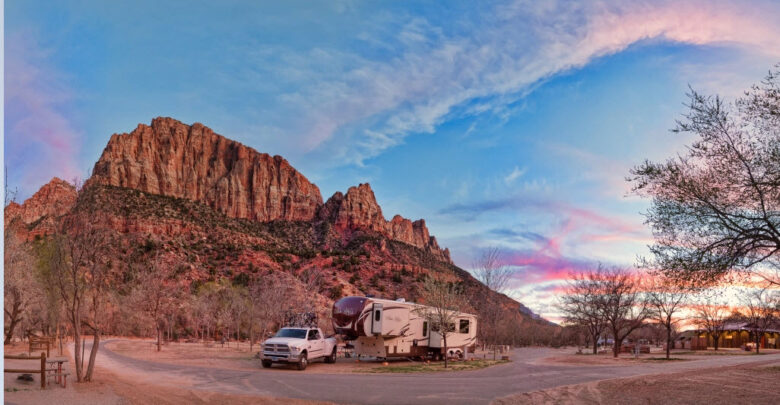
88,117,323,222
4,177,77,239
320,183,451,262
35,117,451,262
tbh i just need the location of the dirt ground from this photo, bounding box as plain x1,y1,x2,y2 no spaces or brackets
3,341,332,405
104,338,484,374
493,360,780,405
538,347,780,366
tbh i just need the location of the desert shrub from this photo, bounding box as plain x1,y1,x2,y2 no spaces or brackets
330,285,344,299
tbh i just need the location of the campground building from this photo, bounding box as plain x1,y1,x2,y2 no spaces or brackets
675,321,780,350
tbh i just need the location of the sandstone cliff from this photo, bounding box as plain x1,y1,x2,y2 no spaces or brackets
86,118,450,262
4,177,77,240
319,184,450,262
88,117,323,222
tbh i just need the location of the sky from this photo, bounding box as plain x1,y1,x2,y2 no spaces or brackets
5,0,780,321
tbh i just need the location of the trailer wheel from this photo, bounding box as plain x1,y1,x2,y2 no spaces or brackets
324,348,337,364
296,352,308,370
261,360,272,368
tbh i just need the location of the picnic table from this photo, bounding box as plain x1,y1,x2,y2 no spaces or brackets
46,357,69,388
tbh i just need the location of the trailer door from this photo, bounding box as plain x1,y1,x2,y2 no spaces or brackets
371,302,383,335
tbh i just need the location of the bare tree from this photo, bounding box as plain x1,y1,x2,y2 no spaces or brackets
247,275,287,351
558,269,607,354
740,288,778,354
472,247,514,294
4,228,36,344
694,294,729,351
630,66,780,287
132,255,182,352
599,268,649,358
646,275,688,359
414,277,466,368
472,247,515,359
47,214,110,382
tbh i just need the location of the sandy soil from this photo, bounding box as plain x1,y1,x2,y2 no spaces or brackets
104,338,478,374
537,347,780,366
3,340,331,405
493,359,780,405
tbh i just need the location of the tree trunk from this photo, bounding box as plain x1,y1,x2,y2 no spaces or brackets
755,333,760,354
712,334,719,351
592,332,599,354
73,315,83,382
84,331,100,381
443,334,448,368
613,337,622,358
4,297,23,345
157,325,162,352
666,326,672,359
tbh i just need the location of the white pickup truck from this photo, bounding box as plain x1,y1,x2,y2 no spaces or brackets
260,327,337,370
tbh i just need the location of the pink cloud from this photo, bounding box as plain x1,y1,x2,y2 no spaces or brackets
5,32,83,195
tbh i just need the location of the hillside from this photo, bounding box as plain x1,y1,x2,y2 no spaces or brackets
5,117,554,335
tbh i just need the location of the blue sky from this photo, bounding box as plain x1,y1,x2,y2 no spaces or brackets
6,0,780,319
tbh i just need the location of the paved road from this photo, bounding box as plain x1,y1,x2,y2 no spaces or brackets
93,340,780,405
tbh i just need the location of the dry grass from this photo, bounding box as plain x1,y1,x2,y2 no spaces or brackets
362,359,509,373
494,360,780,405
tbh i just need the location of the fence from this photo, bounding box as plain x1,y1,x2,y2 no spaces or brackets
4,353,47,389
29,335,55,357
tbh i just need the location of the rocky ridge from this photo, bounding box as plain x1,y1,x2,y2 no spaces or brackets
4,177,77,240
87,117,449,261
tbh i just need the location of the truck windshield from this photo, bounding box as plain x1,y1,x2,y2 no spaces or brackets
274,328,307,339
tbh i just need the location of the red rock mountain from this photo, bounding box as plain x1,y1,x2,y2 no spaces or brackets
87,117,450,262
87,117,323,222
318,184,450,262
4,177,77,240
5,117,553,336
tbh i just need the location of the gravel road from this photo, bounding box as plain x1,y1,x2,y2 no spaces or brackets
92,340,780,405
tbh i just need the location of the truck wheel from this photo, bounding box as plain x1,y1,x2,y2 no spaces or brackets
261,360,272,368
297,352,308,370
325,348,337,364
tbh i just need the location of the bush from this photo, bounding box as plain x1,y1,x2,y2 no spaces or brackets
329,285,344,299
392,272,402,283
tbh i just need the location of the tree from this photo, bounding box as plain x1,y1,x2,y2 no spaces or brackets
414,277,466,368
694,294,728,351
740,288,778,354
646,276,688,359
47,214,111,382
472,247,515,359
472,247,514,294
132,254,182,352
4,228,36,344
247,275,287,352
558,269,607,354
630,66,780,287
599,268,649,358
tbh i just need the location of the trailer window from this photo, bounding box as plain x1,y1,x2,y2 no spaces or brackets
375,310,381,322
423,321,428,337
459,319,470,334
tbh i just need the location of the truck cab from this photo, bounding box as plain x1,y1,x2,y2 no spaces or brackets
260,327,337,370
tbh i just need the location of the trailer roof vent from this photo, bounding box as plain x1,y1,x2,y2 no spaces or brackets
396,298,406,302
365,294,375,298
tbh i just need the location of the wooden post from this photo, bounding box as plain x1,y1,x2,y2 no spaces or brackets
40,352,46,389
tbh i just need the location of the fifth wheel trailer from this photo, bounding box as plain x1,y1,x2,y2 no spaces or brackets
332,296,477,359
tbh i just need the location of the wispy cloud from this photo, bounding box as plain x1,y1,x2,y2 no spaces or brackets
5,32,82,194
232,0,780,166
504,166,527,184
